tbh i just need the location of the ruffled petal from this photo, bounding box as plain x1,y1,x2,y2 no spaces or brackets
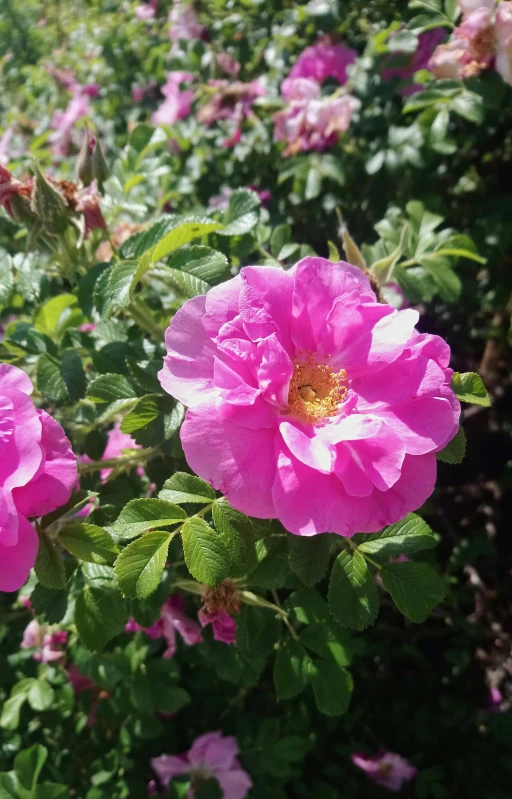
279,421,335,474
257,333,294,408
239,265,294,352
216,769,253,799
291,257,376,352
0,363,33,395
0,515,38,592
181,402,277,518
159,296,218,407
334,422,405,496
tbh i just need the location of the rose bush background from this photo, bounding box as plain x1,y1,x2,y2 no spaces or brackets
1,0,511,796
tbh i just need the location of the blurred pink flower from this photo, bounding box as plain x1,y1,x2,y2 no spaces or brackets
152,731,252,799
0,127,14,166
75,180,106,239
289,41,357,85
68,664,108,727
21,619,68,663
100,421,141,481
152,72,194,126
49,91,91,155
458,0,495,13
197,80,265,128
159,257,460,536
125,595,202,657
383,29,447,95
1,364,77,591
429,4,496,80
136,0,157,20
351,752,417,791
198,608,237,644
217,53,241,77
487,685,504,712
495,1,512,84
275,78,360,156
168,2,205,44
0,165,33,218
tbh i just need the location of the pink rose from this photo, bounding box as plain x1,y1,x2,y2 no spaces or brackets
198,608,237,644
1,364,77,591
158,258,460,537
152,731,252,799
429,6,495,79
289,42,357,86
152,72,194,126
351,751,417,791
21,619,68,663
125,595,202,657
168,2,205,44
457,0,495,14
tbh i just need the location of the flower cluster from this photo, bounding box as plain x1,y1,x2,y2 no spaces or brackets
274,40,360,155
0,365,77,592
429,0,512,83
159,257,460,537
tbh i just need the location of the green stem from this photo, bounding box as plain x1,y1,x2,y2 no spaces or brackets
128,297,166,340
77,446,158,474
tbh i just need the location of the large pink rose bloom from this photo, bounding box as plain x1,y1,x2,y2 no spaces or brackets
0,364,77,591
152,731,252,799
159,258,460,537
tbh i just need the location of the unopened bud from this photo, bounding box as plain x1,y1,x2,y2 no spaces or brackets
76,129,95,186
31,164,67,230
91,137,109,190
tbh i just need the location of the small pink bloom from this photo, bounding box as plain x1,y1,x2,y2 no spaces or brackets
223,128,242,148
100,421,141,481
487,686,503,712
152,72,194,126
0,165,34,218
217,53,241,77
198,608,237,644
0,127,14,166
1,365,77,591
289,42,357,86
158,258,460,537
125,595,202,657
21,619,68,663
79,322,96,333
152,731,252,799
351,751,417,792
197,80,265,127
75,180,106,239
428,38,472,78
168,2,205,44
136,0,157,20
132,85,146,102
495,1,512,84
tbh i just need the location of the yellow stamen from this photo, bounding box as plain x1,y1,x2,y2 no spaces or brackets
288,350,347,424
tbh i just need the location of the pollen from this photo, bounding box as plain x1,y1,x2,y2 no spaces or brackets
288,350,347,424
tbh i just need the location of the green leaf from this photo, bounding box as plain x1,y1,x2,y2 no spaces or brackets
30,584,68,624
114,531,172,599
110,498,186,539
288,534,331,586
151,217,223,263
380,561,446,622
181,517,230,587
154,265,210,298
58,523,119,564
419,256,461,301
34,294,79,337
27,680,55,712
451,372,490,406
285,587,328,625
0,690,29,730
36,354,68,402
328,550,379,631
451,90,484,123
75,587,127,651
102,259,139,311
219,189,260,236
212,499,258,575
0,773,21,798
158,472,215,504
355,513,436,559
121,394,184,447
0,256,14,306
273,638,309,700
35,533,67,590
60,350,86,400
87,373,136,403
300,620,352,667
436,425,466,464
307,660,353,716
14,744,48,792
166,246,230,284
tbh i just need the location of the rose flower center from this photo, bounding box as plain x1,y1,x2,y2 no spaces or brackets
288,351,347,424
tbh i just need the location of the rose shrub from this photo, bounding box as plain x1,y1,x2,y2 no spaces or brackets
0,0,510,797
